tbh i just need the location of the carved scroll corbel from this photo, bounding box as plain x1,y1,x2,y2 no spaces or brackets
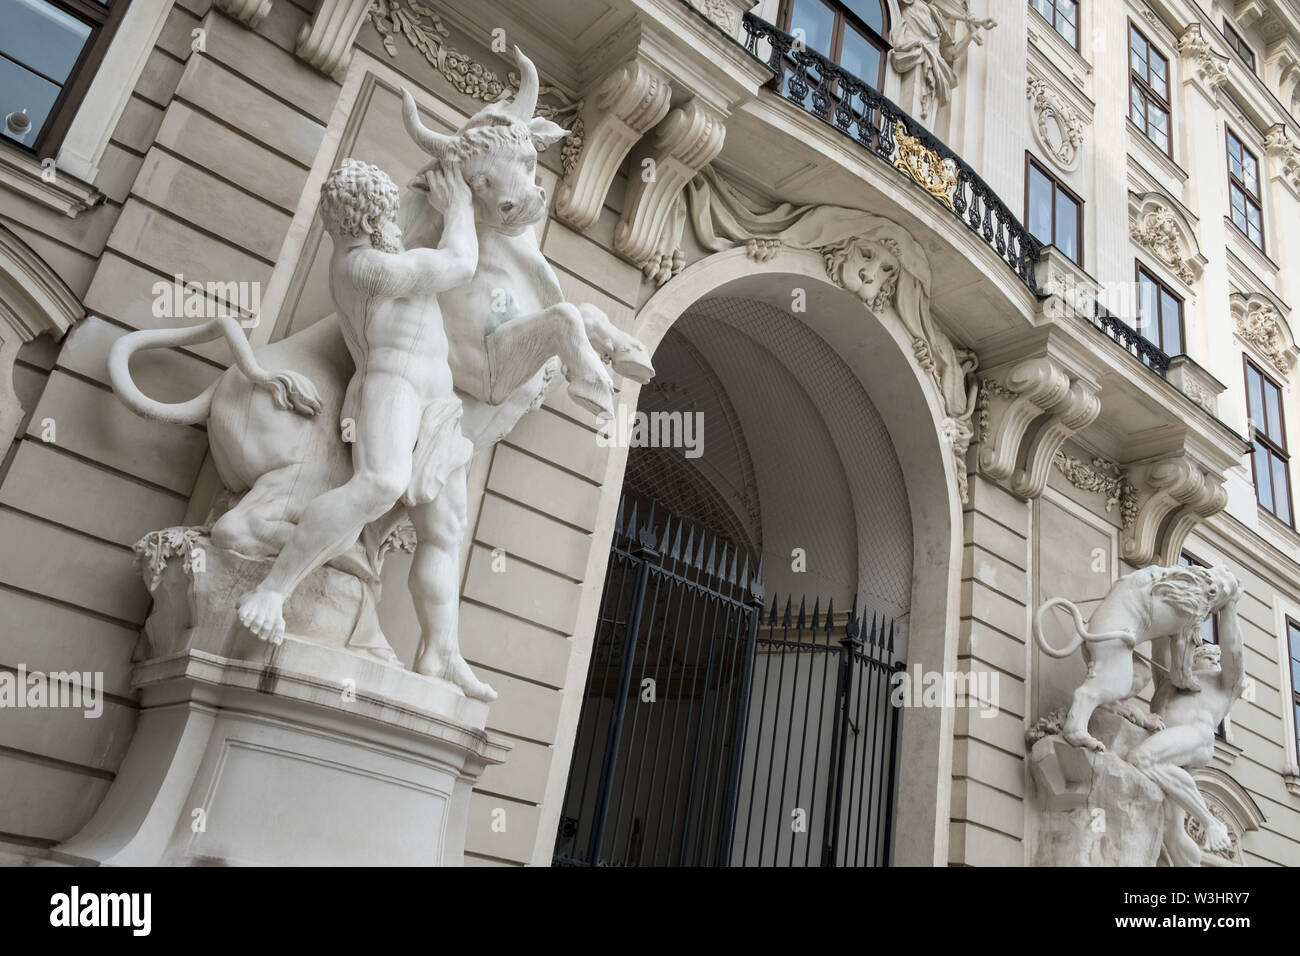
214,0,271,28
555,58,672,231
1012,377,1101,498
1122,457,1227,566
615,98,726,270
978,357,1099,499
295,0,374,80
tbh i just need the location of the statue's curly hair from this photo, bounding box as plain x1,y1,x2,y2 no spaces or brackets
319,159,400,243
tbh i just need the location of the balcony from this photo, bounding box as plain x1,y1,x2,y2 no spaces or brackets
739,13,1172,380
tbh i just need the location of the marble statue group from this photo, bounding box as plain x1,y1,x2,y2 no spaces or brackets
108,47,655,702
1034,563,1246,866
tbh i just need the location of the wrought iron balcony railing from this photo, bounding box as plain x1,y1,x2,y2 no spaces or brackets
1086,301,1172,377
740,13,1172,379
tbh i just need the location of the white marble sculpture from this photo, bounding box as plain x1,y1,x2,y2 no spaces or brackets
1136,598,1244,866
1035,564,1238,751
107,47,655,701
889,0,997,119
1032,563,1244,866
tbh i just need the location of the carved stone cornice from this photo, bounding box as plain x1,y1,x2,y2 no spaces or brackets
1178,23,1229,98
1026,75,1085,172
555,57,672,231
1122,456,1227,566
295,0,373,80
977,355,1101,500
213,0,270,28
1265,123,1300,198
616,98,726,269
1232,293,1295,377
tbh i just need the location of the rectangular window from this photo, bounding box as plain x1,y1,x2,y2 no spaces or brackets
1026,154,1082,265
1135,264,1182,354
0,0,124,157
1031,0,1079,49
1129,23,1172,156
1224,21,1255,72
780,0,890,99
1245,358,1292,525
1288,619,1300,765
1227,128,1264,250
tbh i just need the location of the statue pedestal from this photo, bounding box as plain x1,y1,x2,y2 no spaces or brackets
54,534,508,866
1028,711,1165,867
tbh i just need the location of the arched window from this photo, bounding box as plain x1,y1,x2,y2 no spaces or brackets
777,0,890,91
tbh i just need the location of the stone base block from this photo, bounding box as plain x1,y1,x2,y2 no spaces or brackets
54,639,508,866
1029,711,1165,867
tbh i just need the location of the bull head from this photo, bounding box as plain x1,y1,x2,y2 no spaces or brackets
401,46,568,236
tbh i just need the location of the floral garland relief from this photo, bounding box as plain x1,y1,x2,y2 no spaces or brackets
367,0,585,176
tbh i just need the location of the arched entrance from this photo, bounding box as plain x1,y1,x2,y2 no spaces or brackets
549,247,962,866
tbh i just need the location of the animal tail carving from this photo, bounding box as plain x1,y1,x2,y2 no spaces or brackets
1034,597,1139,658
109,315,322,425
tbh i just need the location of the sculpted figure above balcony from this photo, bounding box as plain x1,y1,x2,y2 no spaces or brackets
889,0,996,119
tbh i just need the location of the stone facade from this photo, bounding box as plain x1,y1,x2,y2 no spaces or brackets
1,0,1299,867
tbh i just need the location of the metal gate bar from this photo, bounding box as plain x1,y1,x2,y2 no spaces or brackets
553,497,903,867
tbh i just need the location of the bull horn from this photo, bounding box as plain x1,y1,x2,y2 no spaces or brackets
401,88,454,156
508,45,539,119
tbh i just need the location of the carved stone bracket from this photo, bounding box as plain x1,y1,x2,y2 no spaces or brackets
296,0,374,80
977,356,1101,500
214,0,271,29
1178,23,1229,98
555,58,672,231
1122,457,1227,566
616,98,726,269
1265,124,1300,199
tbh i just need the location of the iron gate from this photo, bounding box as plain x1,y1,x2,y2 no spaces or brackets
553,498,902,867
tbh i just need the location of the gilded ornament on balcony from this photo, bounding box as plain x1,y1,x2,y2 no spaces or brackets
891,121,957,211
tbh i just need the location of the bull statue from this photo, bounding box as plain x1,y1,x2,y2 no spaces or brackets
108,47,655,700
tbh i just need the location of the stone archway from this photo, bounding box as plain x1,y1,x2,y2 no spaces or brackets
543,244,964,866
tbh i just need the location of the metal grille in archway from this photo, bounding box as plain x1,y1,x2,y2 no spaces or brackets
552,498,902,867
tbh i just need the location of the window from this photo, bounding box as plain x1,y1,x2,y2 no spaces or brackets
1026,154,1082,265
1245,358,1292,525
1136,264,1183,354
1031,0,1079,49
1223,21,1255,72
0,0,124,158
1227,128,1264,250
1129,24,1172,156
1288,619,1300,765
778,0,890,95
